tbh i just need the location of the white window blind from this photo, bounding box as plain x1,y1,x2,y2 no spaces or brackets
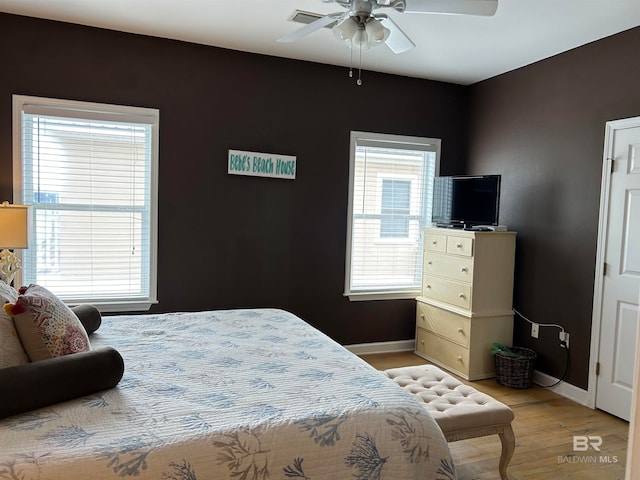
345,131,440,300
380,179,412,238
13,95,159,311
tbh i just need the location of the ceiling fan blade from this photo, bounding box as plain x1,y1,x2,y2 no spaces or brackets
403,0,498,16
278,13,344,43
379,16,415,54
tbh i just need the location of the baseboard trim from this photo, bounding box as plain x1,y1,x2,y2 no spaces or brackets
532,370,589,406
345,341,590,406
345,340,415,356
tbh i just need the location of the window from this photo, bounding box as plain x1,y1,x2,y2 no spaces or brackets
344,131,440,300
380,179,411,238
13,95,159,311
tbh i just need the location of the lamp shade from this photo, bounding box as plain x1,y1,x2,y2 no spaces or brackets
352,28,370,50
0,202,29,249
333,17,359,44
366,18,390,47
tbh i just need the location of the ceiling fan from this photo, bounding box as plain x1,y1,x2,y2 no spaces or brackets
278,0,498,54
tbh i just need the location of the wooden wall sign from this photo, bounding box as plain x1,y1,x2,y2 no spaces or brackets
228,149,296,180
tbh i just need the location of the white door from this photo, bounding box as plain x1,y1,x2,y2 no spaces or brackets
593,117,640,421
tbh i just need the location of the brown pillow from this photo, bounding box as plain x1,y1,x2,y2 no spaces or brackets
71,304,102,335
0,347,124,419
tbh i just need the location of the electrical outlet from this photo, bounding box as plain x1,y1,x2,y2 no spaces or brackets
531,323,539,338
560,331,570,348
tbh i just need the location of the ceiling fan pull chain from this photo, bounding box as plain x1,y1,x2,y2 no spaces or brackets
357,42,363,85
349,40,354,79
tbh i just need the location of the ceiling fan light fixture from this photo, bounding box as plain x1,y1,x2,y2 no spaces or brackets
365,18,390,47
352,27,370,50
334,17,374,50
333,17,359,43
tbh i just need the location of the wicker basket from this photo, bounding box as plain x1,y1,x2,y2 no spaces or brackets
494,347,537,389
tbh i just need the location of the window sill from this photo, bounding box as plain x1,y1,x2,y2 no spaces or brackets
67,299,158,313
344,290,420,302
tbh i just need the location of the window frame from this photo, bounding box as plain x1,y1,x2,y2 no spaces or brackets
12,95,159,312
344,131,441,301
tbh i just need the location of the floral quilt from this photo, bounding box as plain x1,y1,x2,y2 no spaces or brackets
0,308,456,480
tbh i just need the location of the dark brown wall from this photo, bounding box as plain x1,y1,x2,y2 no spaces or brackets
467,27,640,389
6,13,636,389
0,13,468,344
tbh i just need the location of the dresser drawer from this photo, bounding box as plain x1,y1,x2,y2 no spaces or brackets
422,276,471,310
415,327,469,372
416,301,470,346
423,252,473,283
424,232,447,253
446,235,473,256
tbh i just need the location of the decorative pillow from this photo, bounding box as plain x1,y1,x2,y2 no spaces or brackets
70,304,102,335
5,284,91,362
0,281,29,368
0,347,125,419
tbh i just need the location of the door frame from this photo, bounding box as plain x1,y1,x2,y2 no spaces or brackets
626,290,640,478
587,116,640,409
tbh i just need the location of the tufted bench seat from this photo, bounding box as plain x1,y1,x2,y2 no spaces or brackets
383,364,515,480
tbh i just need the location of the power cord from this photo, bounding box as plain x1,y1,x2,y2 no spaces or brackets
512,308,570,388
512,308,569,348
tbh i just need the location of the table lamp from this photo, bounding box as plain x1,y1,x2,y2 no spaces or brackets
0,201,30,286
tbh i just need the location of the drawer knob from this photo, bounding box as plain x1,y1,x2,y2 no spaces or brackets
421,340,425,346
457,356,463,362
458,293,465,298
426,285,432,289
420,314,425,319
432,240,437,245
428,261,433,265
457,328,464,334
461,267,467,272
456,243,462,248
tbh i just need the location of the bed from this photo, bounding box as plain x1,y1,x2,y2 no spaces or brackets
0,308,456,480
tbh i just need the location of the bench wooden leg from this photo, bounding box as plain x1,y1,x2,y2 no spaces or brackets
498,424,515,480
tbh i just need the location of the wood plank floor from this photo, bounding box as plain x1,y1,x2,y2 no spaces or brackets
360,351,629,480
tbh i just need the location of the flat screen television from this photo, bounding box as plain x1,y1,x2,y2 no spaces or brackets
431,175,501,228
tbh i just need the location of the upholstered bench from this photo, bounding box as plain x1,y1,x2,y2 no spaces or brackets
383,364,515,480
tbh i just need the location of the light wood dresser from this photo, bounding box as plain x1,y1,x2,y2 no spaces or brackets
415,227,516,380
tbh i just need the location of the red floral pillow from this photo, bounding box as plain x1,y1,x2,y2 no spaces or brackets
5,284,91,362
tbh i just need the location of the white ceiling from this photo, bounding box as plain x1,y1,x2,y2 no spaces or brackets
2,0,640,85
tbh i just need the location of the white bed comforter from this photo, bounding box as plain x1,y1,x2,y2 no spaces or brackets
0,308,456,480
